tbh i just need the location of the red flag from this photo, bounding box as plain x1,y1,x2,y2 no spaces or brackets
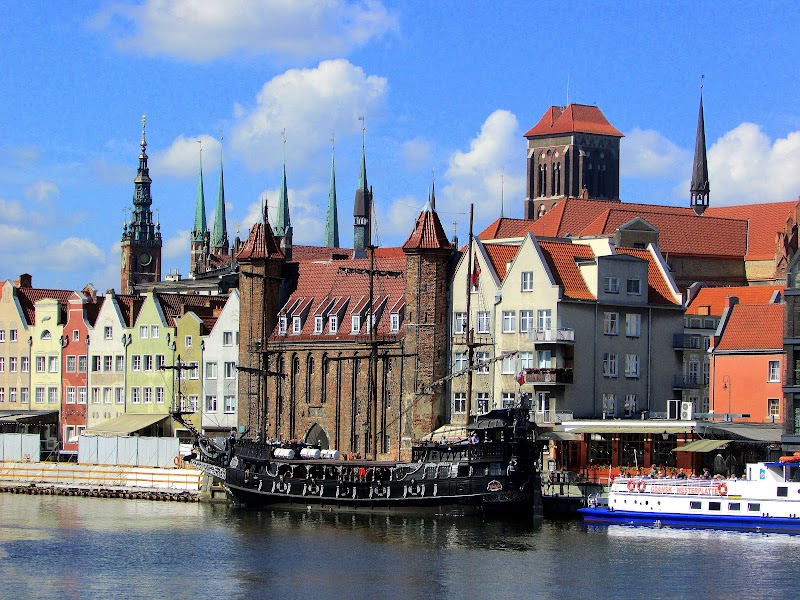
516,371,526,385
471,254,481,288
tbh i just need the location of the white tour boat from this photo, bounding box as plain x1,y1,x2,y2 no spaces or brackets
580,458,800,532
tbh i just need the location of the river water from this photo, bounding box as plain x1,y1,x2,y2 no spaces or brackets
0,494,797,600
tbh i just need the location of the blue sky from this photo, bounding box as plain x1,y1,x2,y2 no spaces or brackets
1,1,799,291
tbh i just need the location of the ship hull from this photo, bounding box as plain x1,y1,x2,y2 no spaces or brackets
580,507,800,533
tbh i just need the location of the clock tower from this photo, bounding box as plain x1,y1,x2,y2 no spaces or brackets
121,115,162,294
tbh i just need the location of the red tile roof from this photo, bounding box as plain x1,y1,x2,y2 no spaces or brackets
402,205,453,251
114,294,145,327
715,303,784,351
236,222,285,260
16,287,73,325
706,201,799,260
616,247,681,305
483,244,520,281
687,285,784,316
537,241,595,300
156,293,227,327
270,257,406,341
291,245,353,261
523,104,623,138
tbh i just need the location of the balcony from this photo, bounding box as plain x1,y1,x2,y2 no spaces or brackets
673,334,704,350
523,368,573,385
528,328,575,344
533,410,574,424
673,374,702,389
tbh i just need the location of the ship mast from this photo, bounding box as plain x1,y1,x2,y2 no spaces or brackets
368,244,378,459
464,204,474,425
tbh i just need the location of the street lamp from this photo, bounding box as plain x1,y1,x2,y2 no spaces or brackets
723,375,732,422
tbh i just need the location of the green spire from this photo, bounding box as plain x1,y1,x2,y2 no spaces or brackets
192,149,207,242
324,151,339,247
275,161,291,237
358,142,368,191
211,148,228,251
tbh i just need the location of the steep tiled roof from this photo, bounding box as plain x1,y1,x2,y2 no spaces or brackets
537,241,595,300
478,217,540,240
115,294,145,327
157,293,227,327
270,257,406,341
616,247,681,306
16,287,73,325
402,204,453,251
291,245,353,261
483,243,519,282
236,222,284,260
706,201,798,260
687,285,784,316
715,303,784,351
523,104,623,138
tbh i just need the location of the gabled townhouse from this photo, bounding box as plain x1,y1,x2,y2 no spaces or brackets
201,290,239,435
450,233,684,425
60,289,101,452
174,308,211,434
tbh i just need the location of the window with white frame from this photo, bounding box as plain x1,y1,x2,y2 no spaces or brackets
104,355,113,372
537,350,552,369
0,330,4,343
131,387,140,404
602,393,617,416
351,315,361,333
224,362,236,379
502,392,516,408
521,271,534,292
9,357,16,373
453,312,466,334
537,309,552,333
115,388,124,404
453,352,467,372
206,362,218,379
91,355,101,372
501,354,516,374
77,387,86,404
329,316,338,334
603,312,619,335
189,362,199,379
390,313,400,333
477,311,490,333
188,395,199,412
156,355,165,369
604,277,619,293
104,326,113,340
9,388,16,403
603,353,618,377
48,387,57,403
132,355,141,371
41,330,51,340
72,330,79,341
476,351,490,373
519,351,534,370
35,387,45,404
103,387,112,404
624,394,637,415
224,396,236,414
314,316,324,334
48,356,58,373
769,398,780,417
115,355,124,372
36,356,45,373
150,325,159,339
476,393,490,414
0,358,4,372
156,387,164,404
75,356,84,373
519,310,534,333
91,387,100,404
626,278,642,295
293,316,302,334
144,355,153,371
205,395,217,412
66,387,76,404
0,388,5,402
502,311,516,333
223,331,234,346
625,354,640,378
21,387,29,403
625,313,641,337
278,316,287,335
185,335,192,348
9,329,17,342
769,360,781,382
139,326,148,339
452,393,466,414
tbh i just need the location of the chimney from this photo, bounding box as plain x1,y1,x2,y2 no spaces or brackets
727,295,739,308
18,274,32,288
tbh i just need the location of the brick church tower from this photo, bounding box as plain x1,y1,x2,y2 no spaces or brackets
236,210,286,439
401,187,454,444
523,104,623,220
121,116,162,293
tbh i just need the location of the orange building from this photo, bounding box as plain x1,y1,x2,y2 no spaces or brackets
709,300,785,423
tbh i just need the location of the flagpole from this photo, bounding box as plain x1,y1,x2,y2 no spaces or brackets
464,204,474,427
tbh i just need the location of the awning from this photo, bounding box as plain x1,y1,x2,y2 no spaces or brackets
84,414,168,436
0,411,58,424
539,431,583,441
422,424,467,442
563,425,692,434
673,439,732,453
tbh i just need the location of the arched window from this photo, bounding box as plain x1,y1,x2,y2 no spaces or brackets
40,330,51,340
321,354,329,404
305,356,314,404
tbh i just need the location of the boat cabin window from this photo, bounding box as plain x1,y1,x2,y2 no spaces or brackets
457,464,469,477
777,487,788,497
689,501,701,510
709,502,721,511
490,463,503,476
728,503,740,511
747,503,760,512
789,467,800,482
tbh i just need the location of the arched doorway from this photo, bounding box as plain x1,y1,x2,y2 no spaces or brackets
304,423,330,449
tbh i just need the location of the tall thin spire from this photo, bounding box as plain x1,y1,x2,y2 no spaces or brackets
274,131,292,237
126,114,156,244
192,141,208,241
690,76,710,216
353,115,372,258
431,169,436,211
324,135,340,248
211,132,229,253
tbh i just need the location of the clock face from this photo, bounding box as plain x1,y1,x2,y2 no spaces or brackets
139,252,152,267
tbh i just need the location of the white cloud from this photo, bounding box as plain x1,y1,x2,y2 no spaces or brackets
440,110,525,226
0,199,27,223
621,128,690,177
153,134,222,178
703,123,800,205
38,238,105,273
240,183,328,245
400,137,433,172
94,0,397,62
231,59,387,170
0,224,37,250
25,181,60,203
379,195,422,245
163,229,190,260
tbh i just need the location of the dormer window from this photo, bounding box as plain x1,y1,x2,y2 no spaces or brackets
351,315,361,333
329,315,338,334
626,278,642,295
292,316,302,334
604,277,619,293
390,313,400,332
278,316,287,336
314,316,324,334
